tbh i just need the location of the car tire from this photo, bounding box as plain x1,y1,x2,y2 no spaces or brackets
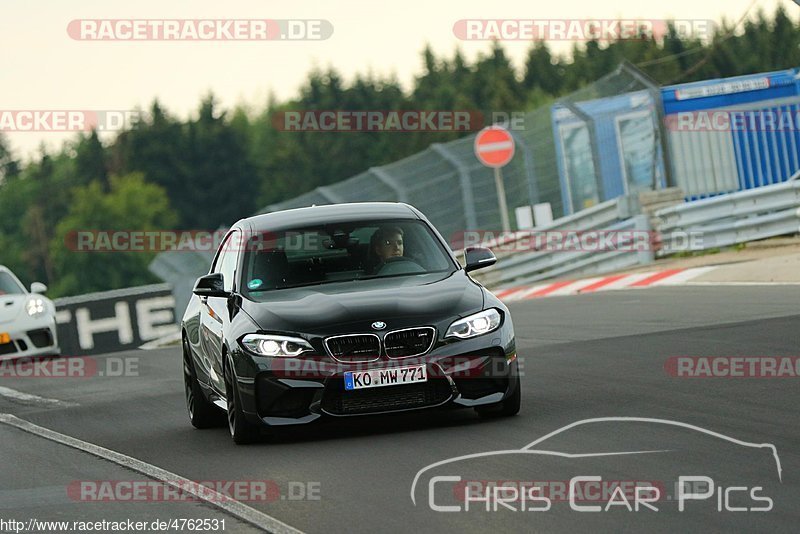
183,338,225,429
475,373,521,418
224,352,262,445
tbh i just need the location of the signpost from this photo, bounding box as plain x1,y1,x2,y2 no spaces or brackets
474,126,515,232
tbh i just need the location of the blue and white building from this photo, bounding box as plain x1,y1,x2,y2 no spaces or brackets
663,68,800,199
552,90,666,214
552,67,800,213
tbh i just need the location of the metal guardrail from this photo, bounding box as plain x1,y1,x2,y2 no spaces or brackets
148,174,798,297
657,177,800,231
478,197,631,262
482,215,654,288
655,175,800,254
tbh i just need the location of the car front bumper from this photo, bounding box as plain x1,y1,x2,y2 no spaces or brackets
230,322,518,427
0,317,60,360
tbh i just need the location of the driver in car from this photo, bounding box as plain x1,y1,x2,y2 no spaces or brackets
369,226,405,273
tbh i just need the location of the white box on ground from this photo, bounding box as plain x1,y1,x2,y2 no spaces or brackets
533,203,554,227
514,206,534,230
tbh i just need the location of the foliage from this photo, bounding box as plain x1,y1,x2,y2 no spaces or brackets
48,173,177,296
1,6,798,296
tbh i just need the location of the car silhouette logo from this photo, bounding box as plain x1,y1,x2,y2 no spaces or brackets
372,321,387,330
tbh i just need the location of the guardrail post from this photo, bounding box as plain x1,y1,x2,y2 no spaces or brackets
505,127,540,206
633,214,655,266
431,143,478,229
558,101,606,203
616,194,642,219
316,186,346,203
620,61,674,190
369,167,409,202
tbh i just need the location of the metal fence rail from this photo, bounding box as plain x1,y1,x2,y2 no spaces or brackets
471,194,656,288
150,65,666,314
149,66,800,307
474,195,643,260
257,65,660,241
655,172,800,254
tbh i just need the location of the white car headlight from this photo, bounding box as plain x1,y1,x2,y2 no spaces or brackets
26,297,46,317
445,309,502,339
240,334,314,357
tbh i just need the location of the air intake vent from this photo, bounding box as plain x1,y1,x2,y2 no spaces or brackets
322,377,452,415
384,327,435,358
325,334,381,362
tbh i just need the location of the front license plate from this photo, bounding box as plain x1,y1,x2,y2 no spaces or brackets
344,365,427,391
0,333,10,345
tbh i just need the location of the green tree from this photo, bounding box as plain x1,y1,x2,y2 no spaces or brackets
74,131,109,190
2,3,798,296
523,42,564,96
471,42,526,114
0,134,20,184
49,173,177,296
184,95,258,228
112,101,191,224
769,7,800,71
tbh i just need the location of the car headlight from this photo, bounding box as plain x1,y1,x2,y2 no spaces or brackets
26,297,46,317
240,334,314,357
445,309,502,339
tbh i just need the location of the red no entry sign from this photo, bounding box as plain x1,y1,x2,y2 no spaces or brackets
474,126,515,168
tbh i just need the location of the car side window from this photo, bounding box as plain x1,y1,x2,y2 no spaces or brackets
220,232,240,292
212,231,240,292
211,237,228,274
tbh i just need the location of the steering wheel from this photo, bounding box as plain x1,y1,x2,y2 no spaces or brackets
377,256,425,275
384,256,419,265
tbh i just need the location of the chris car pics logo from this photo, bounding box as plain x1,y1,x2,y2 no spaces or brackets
411,417,781,513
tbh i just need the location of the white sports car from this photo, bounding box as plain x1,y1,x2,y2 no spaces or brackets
0,265,60,359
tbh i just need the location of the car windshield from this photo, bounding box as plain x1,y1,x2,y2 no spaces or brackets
241,219,456,294
0,272,25,296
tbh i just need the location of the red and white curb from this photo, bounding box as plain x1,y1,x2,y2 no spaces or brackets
493,267,717,302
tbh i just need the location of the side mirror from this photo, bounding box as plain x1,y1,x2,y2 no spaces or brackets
193,273,229,298
464,247,497,272
30,282,48,294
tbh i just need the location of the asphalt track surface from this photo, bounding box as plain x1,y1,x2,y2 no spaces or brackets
1,286,799,533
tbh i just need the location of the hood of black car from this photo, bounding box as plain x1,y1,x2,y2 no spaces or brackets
241,271,484,335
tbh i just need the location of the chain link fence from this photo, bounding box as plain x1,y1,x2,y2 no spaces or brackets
258,62,668,241
152,62,670,314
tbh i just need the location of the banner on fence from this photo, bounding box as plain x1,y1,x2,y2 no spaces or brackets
55,284,178,355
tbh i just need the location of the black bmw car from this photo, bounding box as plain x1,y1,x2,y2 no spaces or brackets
181,202,519,443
